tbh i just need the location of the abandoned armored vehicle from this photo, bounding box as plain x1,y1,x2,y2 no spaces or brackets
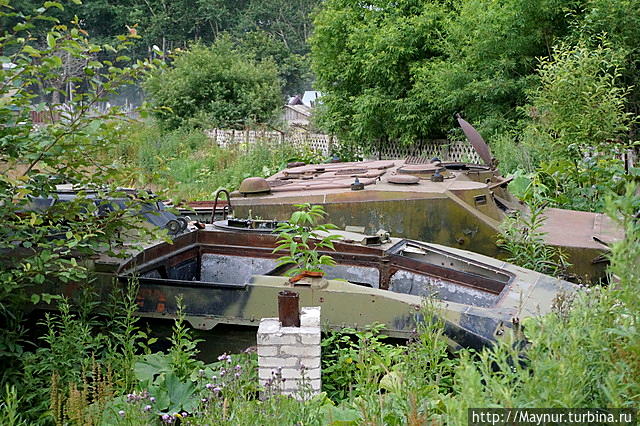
22,184,191,235
228,120,622,283
43,220,576,351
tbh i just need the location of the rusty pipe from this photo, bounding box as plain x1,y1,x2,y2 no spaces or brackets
211,189,233,223
278,290,300,327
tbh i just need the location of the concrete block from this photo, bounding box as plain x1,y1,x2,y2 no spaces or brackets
281,326,318,335
280,368,303,380
301,334,321,345
257,318,280,334
258,369,272,380
258,356,298,368
283,378,321,391
257,345,279,357
257,306,322,399
280,345,321,357
301,307,321,327
299,357,321,369
258,334,300,345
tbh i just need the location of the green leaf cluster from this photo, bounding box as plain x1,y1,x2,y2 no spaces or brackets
144,38,282,130
272,203,343,276
311,0,640,169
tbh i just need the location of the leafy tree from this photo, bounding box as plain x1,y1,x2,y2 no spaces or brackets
310,0,575,150
3,0,321,97
570,0,640,139
522,41,636,212
236,30,312,97
144,38,282,130
414,0,575,135
0,1,161,417
310,0,450,151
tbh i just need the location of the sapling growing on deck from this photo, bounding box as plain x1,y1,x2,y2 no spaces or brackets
272,203,343,277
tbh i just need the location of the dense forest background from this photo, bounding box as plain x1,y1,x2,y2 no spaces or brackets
3,0,320,96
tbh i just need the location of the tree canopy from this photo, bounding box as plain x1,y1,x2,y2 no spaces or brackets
311,0,640,152
144,39,282,130
2,0,321,97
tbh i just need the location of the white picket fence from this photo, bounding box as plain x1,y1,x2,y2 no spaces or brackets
205,127,482,163
205,128,336,156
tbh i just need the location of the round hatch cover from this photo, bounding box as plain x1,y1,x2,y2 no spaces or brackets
388,175,420,184
238,177,271,194
397,164,443,174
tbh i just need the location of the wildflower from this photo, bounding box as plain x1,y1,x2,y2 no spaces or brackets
234,365,242,371
198,369,205,377
226,355,232,363
161,413,173,424
206,383,214,390
211,375,217,381
220,369,226,377
201,398,208,403
181,412,188,418
213,386,222,393
118,410,125,417
144,405,152,412
217,353,228,361
150,397,156,403
235,372,241,378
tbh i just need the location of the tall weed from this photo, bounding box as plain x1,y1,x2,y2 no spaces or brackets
112,121,324,201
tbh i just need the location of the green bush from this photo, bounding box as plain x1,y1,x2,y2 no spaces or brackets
145,38,282,130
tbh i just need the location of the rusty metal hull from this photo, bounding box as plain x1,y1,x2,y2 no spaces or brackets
230,160,622,282
47,227,575,350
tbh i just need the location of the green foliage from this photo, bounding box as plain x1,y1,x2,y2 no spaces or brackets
517,41,637,211
0,384,27,426
497,180,570,277
236,30,313,97
168,297,204,380
498,206,569,277
417,0,573,135
112,120,315,200
273,203,343,276
525,41,631,158
144,38,282,130
0,3,164,421
496,40,639,212
321,324,405,401
2,0,320,95
311,0,450,149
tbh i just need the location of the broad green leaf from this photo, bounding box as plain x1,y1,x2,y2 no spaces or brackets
46,33,56,49
43,1,63,10
134,352,171,385
165,372,197,412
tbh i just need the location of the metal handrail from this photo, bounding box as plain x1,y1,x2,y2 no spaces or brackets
211,189,233,223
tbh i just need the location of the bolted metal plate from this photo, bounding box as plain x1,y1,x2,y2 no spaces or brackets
388,174,420,185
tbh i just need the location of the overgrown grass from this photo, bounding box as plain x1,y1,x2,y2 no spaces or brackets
110,121,323,201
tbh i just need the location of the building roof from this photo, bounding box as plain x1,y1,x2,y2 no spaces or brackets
284,104,312,117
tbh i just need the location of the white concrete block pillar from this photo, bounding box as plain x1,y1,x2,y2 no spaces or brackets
257,306,321,399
